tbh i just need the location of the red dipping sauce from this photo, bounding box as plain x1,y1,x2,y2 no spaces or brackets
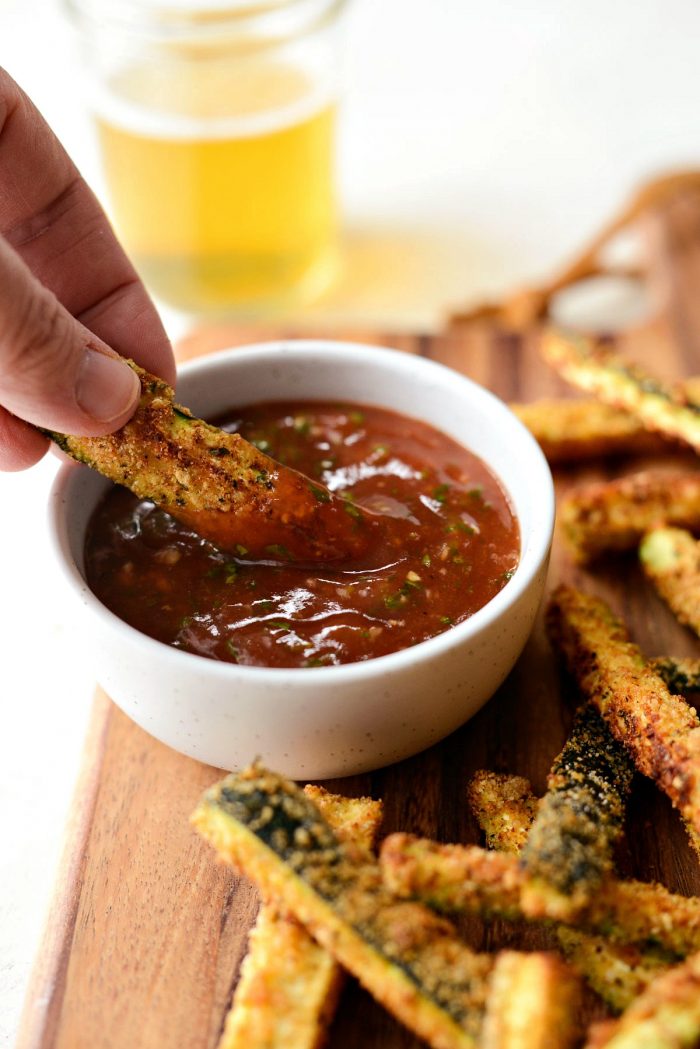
85,401,519,668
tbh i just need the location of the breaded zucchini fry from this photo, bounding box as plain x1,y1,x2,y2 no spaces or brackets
512,399,668,463
584,951,700,1049
561,471,700,563
219,787,382,1049
640,527,700,636
650,657,700,694
521,706,634,919
467,771,539,854
541,329,700,453
546,585,700,856
48,358,371,563
193,764,495,1049
556,929,673,1017
379,833,700,956
481,951,580,1049
468,770,672,1012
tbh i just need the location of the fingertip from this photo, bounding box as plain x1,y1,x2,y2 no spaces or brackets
0,408,49,471
75,348,142,429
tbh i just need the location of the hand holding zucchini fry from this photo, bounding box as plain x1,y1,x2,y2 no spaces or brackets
541,329,700,453
546,585,700,856
640,527,700,637
218,787,383,1049
560,471,700,563
47,357,374,564
520,705,634,920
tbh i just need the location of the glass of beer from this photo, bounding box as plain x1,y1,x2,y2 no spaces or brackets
66,0,346,313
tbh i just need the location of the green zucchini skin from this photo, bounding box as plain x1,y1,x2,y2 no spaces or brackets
46,358,371,564
651,657,700,694
546,584,700,858
521,705,634,917
193,765,493,1049
467,769,673,1013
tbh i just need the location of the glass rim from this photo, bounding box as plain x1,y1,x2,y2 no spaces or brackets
64,0,348,42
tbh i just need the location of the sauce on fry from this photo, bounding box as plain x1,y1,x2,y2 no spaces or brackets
85,401,519,668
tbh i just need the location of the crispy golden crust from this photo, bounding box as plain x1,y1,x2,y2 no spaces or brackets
47,358,370,563
512,399,669,463
585,951,700,1049
640,528,700,637
379,833,700,957
481,950,581,1049
467,771,539,854
219,787,383,1049
651,657,700,694
546,585,700,855
193,764,494,1049
560,471,700,564
541,329,700,453
556,929,672,1015
220,907,344,1049
303,786,383,850
521,706,634,919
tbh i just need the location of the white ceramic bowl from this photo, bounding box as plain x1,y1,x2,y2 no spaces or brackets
49,341,554,778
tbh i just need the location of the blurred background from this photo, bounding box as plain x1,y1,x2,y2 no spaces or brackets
3,1,700,1043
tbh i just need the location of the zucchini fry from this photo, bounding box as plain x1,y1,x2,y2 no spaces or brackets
481,951,580,1049
541,329,700,453
219,787,382,1049
546,584,700,856
379,833,700,956
193,763,495,1049
48,357,371,563
521,705,634,919
468,770,672,1011
650,657,700,694
560,471,700,563
584,951,700,1049
640,527,700,636
512,399,668,463
467,771,539,854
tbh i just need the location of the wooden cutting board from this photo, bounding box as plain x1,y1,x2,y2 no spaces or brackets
17,196,700,1049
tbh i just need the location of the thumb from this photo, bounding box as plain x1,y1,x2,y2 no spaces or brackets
0,236,141,437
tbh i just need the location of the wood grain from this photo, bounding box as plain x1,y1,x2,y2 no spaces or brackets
17,207,700,1048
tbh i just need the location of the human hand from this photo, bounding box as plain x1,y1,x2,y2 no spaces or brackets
0,68,175,471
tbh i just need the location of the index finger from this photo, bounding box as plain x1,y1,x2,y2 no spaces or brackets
0,67,175,385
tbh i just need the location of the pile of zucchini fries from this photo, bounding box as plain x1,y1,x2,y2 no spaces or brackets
520,329,700,638
191,331,700,1048
193,582,700,1049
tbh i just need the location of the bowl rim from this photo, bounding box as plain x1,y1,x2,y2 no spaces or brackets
48,339,555,682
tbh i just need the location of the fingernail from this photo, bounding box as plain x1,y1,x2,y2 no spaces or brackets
76,349,141,423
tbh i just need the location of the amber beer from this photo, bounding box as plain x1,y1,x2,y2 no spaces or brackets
96,58,337,311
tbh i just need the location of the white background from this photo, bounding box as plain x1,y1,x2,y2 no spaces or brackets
2,0,700,1043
